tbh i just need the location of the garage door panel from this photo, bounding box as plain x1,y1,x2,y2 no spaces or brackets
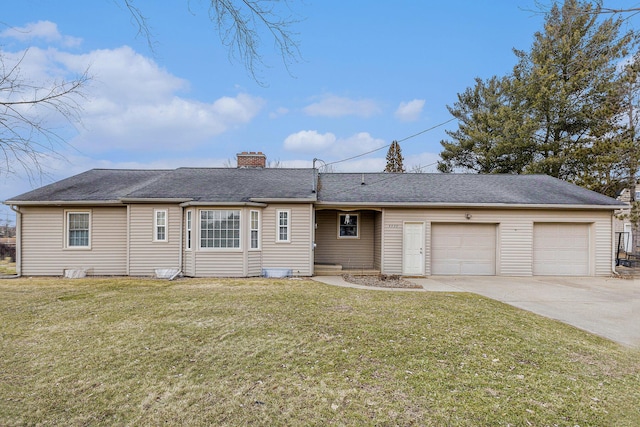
533,223,589,276
431,223,496,276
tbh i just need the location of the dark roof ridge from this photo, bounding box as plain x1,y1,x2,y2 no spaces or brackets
174,166,314,171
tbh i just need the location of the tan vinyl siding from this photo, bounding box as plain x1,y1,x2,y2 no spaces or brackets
374,211,382,270
183,249,195,276
193,251,245,277
261,204,313,276
381,208,613,277
498,217,533,276
315,210,375,270
20,206,127,276
247,251,262,276
129,204,181,276
593,219,613,276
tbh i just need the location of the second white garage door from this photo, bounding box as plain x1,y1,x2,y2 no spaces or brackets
431,223,497,275
533,223,590,275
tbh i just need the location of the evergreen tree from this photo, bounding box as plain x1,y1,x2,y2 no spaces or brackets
385,140,405,173
438,0,637,196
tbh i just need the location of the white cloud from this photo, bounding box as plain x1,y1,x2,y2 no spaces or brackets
337,132,385,156
303,95,380,118
4,45,265,152
66,46,188,103
394,99,425,122
0,21,82,47
269,107,289,119
284,130,337,152
76,93,264,152
283,130,386,162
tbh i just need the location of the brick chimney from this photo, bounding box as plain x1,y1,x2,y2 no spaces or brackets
236,151,267,168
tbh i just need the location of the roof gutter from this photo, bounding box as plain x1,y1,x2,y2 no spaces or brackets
314,201,624,210
250,197,317,203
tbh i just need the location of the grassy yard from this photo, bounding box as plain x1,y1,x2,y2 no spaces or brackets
0,258,16,275
0,277,638,426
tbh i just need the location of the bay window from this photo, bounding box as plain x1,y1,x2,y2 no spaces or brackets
200,210,241,248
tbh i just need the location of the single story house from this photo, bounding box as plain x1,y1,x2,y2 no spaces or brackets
5,152,626,278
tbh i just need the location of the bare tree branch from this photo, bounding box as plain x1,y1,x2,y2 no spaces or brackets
211,0,302,85
0,49,89,181
121,0,302,86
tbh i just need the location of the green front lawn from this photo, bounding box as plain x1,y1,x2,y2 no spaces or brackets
0,258,16,275
1,277,638,426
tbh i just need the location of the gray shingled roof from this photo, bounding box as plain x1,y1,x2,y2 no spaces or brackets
317,173,625,206
6,169,169,202
5,168,624,207
6,168,316,203
125,168,316,202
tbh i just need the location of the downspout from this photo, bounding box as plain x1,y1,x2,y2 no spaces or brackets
612,212,620,276
178,206,184,276
310,203,315,276
126,205,130,276
311,160,320,276
9,205,21,277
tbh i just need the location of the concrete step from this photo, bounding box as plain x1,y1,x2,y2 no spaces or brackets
314,264,380,276
314,264,342,276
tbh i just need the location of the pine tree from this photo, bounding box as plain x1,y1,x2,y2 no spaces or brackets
384,140,405,173
438,0,636,196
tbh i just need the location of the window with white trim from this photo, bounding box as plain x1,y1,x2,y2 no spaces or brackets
67,211,90,248
250,210,260,249
338,213,359,238
186,210,192,250
154,210,168,242
276,210,290,243
200,210,241,248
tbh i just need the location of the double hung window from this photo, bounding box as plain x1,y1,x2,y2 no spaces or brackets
67,211,90,248
250,210,260,249
186,210,192,250
276,210,290,243
154,210,168,242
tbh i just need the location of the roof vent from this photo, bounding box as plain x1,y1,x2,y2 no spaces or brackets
237,151,266,168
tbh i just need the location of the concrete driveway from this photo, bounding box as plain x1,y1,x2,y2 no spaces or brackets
409,276,639,348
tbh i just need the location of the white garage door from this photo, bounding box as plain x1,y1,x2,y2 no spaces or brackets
431,223,496,275
533,223,589,276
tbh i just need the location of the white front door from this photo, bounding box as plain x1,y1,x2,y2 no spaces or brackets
403,222,424,275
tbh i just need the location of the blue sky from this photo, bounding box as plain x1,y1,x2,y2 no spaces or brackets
0,1,580,223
